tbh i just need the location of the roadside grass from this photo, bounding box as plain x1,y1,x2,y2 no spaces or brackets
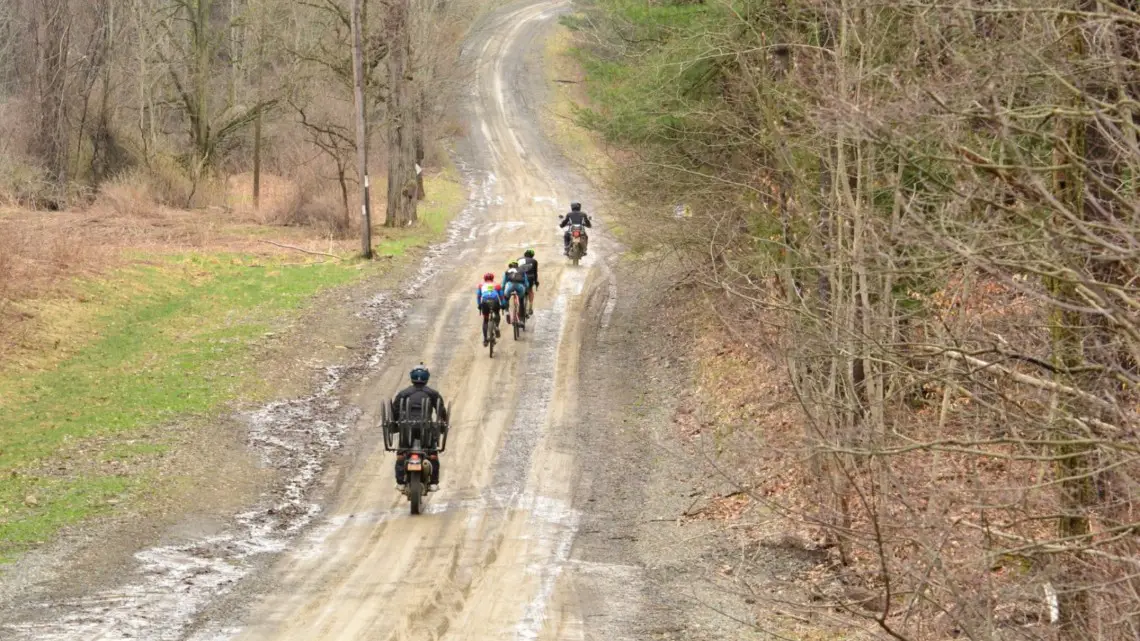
542,27,602,167
0,173,464,563
371,175,463,257
542,21,643,247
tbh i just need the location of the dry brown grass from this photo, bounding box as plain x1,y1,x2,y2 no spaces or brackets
0,159,448,372
0,196,366,366
226,171,365,238
94,171,162,218
0,214,101,302
226,172,302,224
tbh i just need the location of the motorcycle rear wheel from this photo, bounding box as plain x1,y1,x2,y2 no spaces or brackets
408,473,423,514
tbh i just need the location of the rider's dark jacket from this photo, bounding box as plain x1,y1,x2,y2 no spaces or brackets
518,256,539,287
392,384,448,449
560,211,593,228
392,380,444,447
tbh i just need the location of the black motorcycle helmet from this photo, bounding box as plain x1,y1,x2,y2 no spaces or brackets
410,364,430,384
570,202,581,212
524,249,535,258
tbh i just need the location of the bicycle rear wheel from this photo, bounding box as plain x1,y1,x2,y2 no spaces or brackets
510,295,520,340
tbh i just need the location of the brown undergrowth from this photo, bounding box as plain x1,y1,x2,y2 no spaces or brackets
674,272,1133,638
0,169,451,370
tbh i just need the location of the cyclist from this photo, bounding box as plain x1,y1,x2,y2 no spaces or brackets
502,261,530,327
517,249,539,318
476,272,506,346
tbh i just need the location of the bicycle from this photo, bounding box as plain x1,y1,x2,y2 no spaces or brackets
482,309,500,358
508,291,522,340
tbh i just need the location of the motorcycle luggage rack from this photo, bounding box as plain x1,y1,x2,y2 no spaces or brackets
381,398,450,453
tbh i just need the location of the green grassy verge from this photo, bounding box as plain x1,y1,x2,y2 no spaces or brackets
542,19,636,246
0,173,464,563
372,174,464,257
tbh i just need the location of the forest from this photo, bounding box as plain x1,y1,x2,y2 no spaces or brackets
567,0,1140,638
0,0,483,568
0,0,478,228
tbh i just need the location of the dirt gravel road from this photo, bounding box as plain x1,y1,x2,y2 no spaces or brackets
0,1,635,639
206,3,626,638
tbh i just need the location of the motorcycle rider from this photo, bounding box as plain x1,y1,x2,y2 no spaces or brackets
559,201,593,256
502,260,530,327
517,249,539,318
390,364,449,492
476,272,507,346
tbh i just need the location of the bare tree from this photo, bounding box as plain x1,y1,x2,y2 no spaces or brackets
30,0,71,199
573,0,1140,638
384,0,417,226
0,0,480,222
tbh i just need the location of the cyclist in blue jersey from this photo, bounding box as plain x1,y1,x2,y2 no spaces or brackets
501,261,530,328
476,272,507,346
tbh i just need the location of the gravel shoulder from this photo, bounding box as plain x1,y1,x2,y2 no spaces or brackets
567,257,777,641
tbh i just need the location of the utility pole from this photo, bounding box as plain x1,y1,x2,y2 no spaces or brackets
350,0,372,258
252,2,263,211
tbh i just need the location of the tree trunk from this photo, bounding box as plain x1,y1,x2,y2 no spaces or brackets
1050,85,1092,641
192,0,213,175
33,0,71,201
337,162,350,230
252,108,262,209
385,0,417,226
92,0,117,183
414,84,426,200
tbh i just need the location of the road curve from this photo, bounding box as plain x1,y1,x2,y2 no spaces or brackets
203,2,611,640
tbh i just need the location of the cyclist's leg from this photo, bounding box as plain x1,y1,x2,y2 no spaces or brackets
511,285,523,319
480,301,490,342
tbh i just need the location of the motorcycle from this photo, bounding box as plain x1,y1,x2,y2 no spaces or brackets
381,397,451,514
567,223,586,266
